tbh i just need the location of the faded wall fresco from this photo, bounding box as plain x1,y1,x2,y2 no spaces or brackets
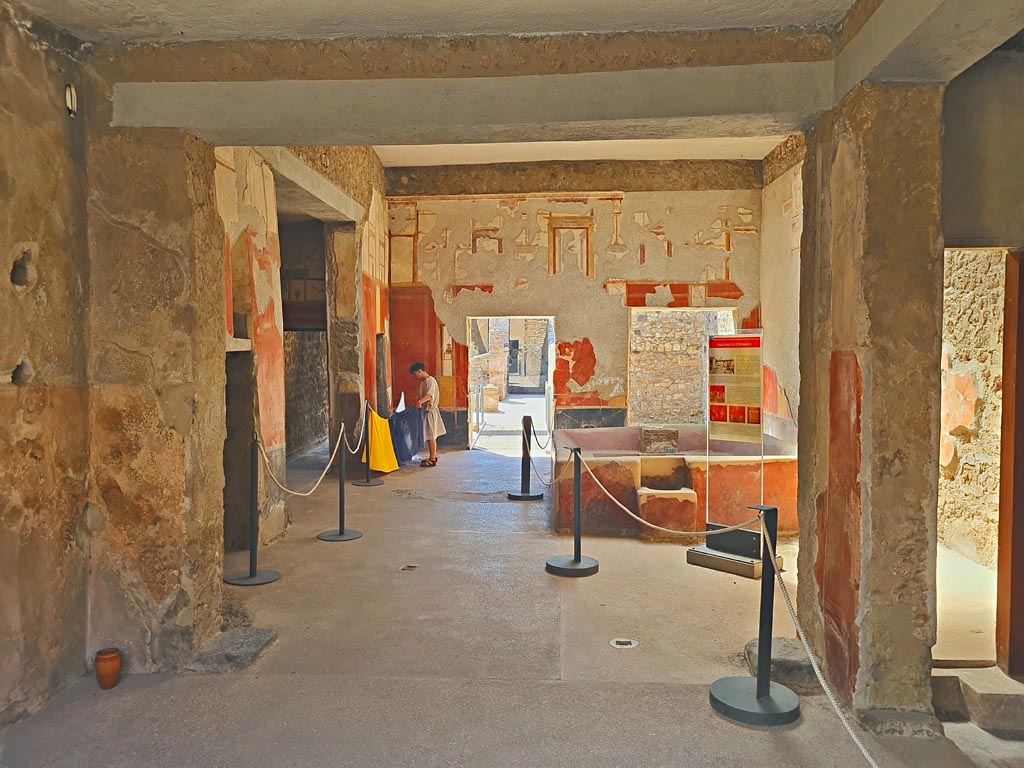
760,161,803,440
213,147,289,543
939,248,1006,569
389,191,761,421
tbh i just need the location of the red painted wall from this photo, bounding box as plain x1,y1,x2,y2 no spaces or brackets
817,350,863,705
248,230,286,449
390,285,440,408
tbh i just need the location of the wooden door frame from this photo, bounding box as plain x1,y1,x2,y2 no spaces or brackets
998,249,1024,677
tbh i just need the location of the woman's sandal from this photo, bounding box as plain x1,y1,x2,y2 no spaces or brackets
419,457,438,467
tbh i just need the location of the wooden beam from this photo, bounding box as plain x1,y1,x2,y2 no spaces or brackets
998,249,1024,677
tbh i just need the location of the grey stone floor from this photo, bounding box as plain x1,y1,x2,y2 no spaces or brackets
0,449,977,768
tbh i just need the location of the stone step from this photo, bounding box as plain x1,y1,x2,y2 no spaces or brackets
933,667,1024,738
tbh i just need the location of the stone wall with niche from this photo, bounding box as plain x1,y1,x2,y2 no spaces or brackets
388,189,761,426
938,248,1006,569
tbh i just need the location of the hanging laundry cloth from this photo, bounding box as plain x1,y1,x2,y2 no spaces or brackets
362,408,400,473
389,407,426,464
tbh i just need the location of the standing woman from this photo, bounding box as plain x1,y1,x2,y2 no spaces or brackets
410,362,446,467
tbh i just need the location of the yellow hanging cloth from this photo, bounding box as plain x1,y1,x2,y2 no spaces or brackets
362,409,400,473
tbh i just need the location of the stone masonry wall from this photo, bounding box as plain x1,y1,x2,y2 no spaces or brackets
939,249,1006,569
0,3,90,727
628,308,735,426
284,331,330,457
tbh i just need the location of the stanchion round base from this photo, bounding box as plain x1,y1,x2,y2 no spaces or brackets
224,570,281,587
709,676,801,727
508,491,544,501
545,554,599,577
316,529,363,542
352,479,384,487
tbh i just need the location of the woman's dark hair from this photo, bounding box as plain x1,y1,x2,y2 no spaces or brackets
409,362,426,374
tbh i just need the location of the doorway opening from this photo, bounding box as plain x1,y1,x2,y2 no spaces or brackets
935,248,1006,666
224,349,255,553
467,316,555,456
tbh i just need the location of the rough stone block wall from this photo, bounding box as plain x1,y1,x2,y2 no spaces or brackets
938,248,1006,569
0,5,90,726
628,308,734,425
284,331,330,457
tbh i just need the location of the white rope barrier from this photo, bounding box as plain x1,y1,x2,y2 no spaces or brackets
760,520,880,768
579,456,760,537
343,411,367,456
529,453,573,487
255,401,367,496
532,426,552,451
256,428,344,498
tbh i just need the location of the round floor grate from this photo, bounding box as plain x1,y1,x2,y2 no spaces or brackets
610,638,639,649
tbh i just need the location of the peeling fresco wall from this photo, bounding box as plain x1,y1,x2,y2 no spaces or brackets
760,161,803,436
213,147,289,543
939,249,1006,569
389,191,761,425
0,5,89,727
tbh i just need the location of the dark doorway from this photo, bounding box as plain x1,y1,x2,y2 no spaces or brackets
224,351,255,551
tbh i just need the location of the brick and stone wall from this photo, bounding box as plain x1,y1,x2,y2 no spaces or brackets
938,248,1006,569
284,331,330,457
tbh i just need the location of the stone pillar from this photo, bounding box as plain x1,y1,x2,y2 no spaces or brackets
325,222,365,465
798,84,944,732
84,124,225,671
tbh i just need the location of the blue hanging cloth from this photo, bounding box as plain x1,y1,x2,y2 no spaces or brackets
389,407,426,464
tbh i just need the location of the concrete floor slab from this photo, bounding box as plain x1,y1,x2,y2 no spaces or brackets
1,449,976,768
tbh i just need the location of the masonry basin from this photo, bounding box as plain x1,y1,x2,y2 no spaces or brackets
549,426,797,541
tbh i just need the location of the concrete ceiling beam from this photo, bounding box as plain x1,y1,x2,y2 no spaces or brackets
836,0,1024,96
255,147,364,222
113,61,834,147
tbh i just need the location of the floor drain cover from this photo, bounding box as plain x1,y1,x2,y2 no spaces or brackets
399,564,419,572
610,638,639,649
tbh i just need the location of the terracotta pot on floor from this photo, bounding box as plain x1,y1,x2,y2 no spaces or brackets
94,648,122,690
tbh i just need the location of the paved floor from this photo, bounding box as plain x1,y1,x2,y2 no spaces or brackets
935,545,998,664
1,449,977,768
473,393,550,456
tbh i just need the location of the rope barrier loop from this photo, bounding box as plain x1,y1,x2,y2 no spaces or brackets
255,416,363,497
578,455,761,537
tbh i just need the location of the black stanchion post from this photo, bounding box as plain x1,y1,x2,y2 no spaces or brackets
709,505,800,726
508,414,543,501
545,447,599,577
352,401,383,488
317,430,363,542
224,437,281,586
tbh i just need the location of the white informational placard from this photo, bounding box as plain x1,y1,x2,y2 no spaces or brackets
708,335,763,444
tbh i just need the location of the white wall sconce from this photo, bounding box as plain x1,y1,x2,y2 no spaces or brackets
65,84,78,118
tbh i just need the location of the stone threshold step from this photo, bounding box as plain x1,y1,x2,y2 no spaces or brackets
933,667,1024,738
